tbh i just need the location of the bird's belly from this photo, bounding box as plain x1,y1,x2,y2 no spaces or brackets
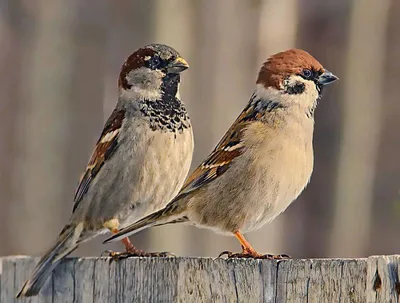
240,181,306,233
82,124,193,230
189,135,313,235
120,129,193,227
239,145,313,233
188,150,313,235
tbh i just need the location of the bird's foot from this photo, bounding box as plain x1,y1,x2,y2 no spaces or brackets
101,250,116,257
218,250,291,260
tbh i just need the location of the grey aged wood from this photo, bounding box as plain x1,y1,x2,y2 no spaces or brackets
1,255,400,302
366,255,400,303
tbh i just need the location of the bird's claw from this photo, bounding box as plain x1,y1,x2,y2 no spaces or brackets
101,250,116,257
218,250,236,258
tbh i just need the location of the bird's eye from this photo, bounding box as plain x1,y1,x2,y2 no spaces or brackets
149,56,161,69
302,69,313,79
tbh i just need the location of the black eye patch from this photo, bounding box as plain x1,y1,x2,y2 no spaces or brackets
146,56,162,69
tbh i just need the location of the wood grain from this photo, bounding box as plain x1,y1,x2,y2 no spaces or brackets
2,255,400,302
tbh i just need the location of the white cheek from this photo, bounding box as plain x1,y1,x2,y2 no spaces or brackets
283,75,319,107
302,81,319,102
253,80,319,112
119,67,164,101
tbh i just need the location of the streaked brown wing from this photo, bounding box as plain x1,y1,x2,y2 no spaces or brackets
72,109,125,212
176,99,261,197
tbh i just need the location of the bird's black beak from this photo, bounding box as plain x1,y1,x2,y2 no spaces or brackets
166,57,189,74
317,69,338,86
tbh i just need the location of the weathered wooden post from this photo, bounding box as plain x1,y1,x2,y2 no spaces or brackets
1,255,399,302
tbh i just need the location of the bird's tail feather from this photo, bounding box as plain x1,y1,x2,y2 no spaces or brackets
104,201,187,244
16,223,83,298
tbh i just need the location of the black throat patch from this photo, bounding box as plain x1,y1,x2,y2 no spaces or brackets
140,74,190,133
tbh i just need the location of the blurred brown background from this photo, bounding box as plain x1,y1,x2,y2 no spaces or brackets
1,0,399,259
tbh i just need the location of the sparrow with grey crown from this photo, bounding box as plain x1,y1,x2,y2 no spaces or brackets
105,49,338,259
17,44,194,297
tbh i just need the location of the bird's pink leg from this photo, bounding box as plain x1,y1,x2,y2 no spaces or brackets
218,231,291,260
107,228,173,259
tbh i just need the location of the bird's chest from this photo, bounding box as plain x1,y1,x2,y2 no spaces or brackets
139,98,191,133
124,125,193,218
246,130,314,226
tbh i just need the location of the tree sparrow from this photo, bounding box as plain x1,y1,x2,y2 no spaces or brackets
104,49,337,259
17,44,194,297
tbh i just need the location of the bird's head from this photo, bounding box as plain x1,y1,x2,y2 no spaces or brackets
255,49,338,114
118,44,189,102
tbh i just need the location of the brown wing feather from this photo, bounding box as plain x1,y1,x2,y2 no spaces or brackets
72,109,125,212
177,98,261,197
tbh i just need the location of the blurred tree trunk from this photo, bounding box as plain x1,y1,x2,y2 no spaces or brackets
329,0,391,257
9,0,78,254
370,0,400,255
247,0,299,255
0,0,26,254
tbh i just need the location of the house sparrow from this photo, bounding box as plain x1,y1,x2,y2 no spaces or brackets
17,44,194,297
104,49,338,259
